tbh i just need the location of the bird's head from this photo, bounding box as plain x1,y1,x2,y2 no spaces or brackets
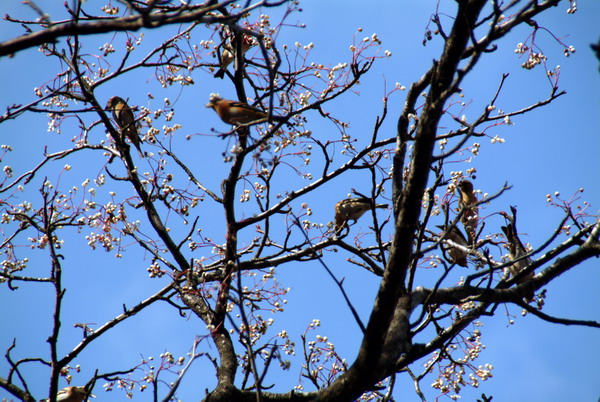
106,96,124,110
457,179,474,193
205,93,222,109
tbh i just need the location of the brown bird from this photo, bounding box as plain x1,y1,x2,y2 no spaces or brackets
205,95,286,126
214,35,254,79
106,96,144,158
501,214,535,301
437,225,469,267
50,386,90,402
457,180,479,245
334,198,388,231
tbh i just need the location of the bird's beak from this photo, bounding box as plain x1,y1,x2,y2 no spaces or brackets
205,102,213,108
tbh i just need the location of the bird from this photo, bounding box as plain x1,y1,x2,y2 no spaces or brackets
205,95,286,126
436,225,469,267
214,35,254,79
334,197,388,231
457,180,479,245
44,386,90,402
106,96,144,158
501,214,535,301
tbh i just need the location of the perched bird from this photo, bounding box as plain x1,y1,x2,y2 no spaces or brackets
106,96,144,158
48,386,90,402
214,35,254,79
334,197,388,231
457,180,479,245
437,225,469,267
205,95,286,126
501,212,535,301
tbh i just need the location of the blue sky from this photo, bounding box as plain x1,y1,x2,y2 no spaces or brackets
0,1,599,401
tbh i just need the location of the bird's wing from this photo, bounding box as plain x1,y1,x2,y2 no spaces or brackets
55,390,71,402
451,226,469,244
120,105,137,128
228,101,263,113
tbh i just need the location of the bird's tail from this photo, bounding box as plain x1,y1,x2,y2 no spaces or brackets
214,68,226,79
132,142,145,158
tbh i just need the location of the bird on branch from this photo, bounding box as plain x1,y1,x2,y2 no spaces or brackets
501,207,535,302
214,34,254,79
334,197,388,231
42,386,93,402
457,179,479,245
106,96,144,158
205,94,286,126
437,224,469,267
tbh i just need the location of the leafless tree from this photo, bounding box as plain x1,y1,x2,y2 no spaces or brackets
0,1,597,401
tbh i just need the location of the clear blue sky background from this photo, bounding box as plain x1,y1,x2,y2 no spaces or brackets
0,1,599,401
